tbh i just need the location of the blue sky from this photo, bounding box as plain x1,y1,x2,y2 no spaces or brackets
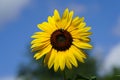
0,0,120,79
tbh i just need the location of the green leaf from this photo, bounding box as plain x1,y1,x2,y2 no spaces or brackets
75,74,89,80
90,76,96,80
116,75,120,77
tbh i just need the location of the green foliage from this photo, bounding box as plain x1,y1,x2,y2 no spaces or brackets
17,49,120,80
17,56,97,80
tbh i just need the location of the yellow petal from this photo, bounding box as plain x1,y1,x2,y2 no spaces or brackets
60,8,69,29
72,16,79,23
72,17,84,26
54,9,61,22
31,32,50,39
67,25,77,32
31,37,49,44
44,51,51,65
80,32,92,36
48,49,57,69
34,44,52,60
70,29,81,38
71,32,90,42
64,11,74,30
72,45,86,58
79,27,91,32
70,45,86,63
54,53,60,72
67,50,78,67
37,22,53,34
67,17,84,32
72,33,90,42
47,16,58,30
80,37,90,42
31,40,50,48
31,41,50,52
78,22,86,28
70,30,91,42
59,51,65,71
73,39,93,49
65,56,72,69
62,8,69,20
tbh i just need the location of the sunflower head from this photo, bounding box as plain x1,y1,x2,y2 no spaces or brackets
31,8,93,72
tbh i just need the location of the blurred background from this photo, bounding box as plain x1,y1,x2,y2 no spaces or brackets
0,0,120,80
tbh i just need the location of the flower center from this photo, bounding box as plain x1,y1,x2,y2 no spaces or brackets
56,34,66,42
50,29,73,51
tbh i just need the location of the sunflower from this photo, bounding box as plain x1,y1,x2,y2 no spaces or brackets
31,8,92,72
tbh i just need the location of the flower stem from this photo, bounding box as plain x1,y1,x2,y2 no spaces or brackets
63,70,66,80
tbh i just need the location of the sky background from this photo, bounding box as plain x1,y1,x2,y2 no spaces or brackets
0,0,120,80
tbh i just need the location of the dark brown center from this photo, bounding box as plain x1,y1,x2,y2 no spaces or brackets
50,29,73,51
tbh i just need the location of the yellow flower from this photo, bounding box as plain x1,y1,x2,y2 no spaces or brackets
31,8,92,72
